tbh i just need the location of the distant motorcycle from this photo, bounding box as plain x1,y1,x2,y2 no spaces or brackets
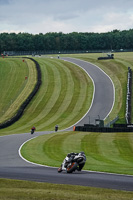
31,129,35,134
31,126,36,134
55,125,58,132
58,152,86,173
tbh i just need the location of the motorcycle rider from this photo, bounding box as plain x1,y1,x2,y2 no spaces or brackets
55,124,58,132
59,152,86,172
31,126,36,134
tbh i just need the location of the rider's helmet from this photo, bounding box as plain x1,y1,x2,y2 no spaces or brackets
67,153,71,157
79,151,85,156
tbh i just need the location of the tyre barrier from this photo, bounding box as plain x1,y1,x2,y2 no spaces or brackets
98,57,114,60
0,57,42,129
98,54,114,60
75,123,133,132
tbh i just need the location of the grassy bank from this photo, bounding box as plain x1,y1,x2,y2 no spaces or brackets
1,53,133,198
0,179,133,200
1,52,133,135
0,57,37,124
64,52,133,123
21,131,133,175
0,58,93,135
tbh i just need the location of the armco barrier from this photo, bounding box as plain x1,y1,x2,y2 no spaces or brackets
105,115,119,127
0,57,42,129
126,67,132,124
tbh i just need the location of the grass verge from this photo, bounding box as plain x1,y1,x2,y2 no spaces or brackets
21,131,133,175
1,52,133,134
64,52,130,124
0,178,133,200
0,58,93,135
0,57,37,123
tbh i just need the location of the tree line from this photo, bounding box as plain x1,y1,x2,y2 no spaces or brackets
0,29,133,53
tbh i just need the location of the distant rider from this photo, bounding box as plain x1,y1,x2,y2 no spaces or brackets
55,124,58,132
31,126,36,134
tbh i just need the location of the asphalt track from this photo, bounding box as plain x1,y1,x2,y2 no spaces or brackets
62,57,114,126
0,58,133,192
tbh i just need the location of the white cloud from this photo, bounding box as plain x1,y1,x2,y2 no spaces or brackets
0,0,133,33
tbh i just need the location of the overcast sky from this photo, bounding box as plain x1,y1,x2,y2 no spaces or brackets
0,0,133,34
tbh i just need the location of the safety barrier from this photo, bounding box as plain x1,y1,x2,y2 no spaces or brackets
75,124,133,132
105,116,119,127
126,67,132,124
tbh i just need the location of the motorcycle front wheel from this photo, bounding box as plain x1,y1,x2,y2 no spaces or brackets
57,167,62,173
66,162,78,173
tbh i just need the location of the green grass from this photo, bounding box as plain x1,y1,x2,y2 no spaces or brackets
1,52,133,135
1,53,133,197
61,52,131,124
21,131,133,175
0,57,37,123
0,58,93,135
0,178,133,200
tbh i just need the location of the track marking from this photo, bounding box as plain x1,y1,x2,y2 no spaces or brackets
18,136,57,169
62,58,115,121
19,135,133,178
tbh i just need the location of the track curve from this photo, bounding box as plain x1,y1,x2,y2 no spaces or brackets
0,58,133,191
62,57,114,126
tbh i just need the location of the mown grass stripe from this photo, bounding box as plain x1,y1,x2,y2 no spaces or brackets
0,57,93,134
97,133,123,165
10,59,57,130
50,60,91,128
114,133,133,163
63,68,92,124
37,60,75,129
0,60,20,110
63,131,88,154
28,60,63,126
0,58,30,122
0,59,37,122
10,59,68,131
43,60,91,129
21,131,133,174
96,133,133,167
43,134,67,162
23,60,49,116
18,58,74,130
0,179,133,200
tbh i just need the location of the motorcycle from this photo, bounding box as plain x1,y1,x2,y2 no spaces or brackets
31,129,35,134
31,126,36,134
55,125,58,132
58,152,86,173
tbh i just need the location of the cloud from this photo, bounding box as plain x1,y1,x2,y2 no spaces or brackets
0,0,10,5
0,0,133,33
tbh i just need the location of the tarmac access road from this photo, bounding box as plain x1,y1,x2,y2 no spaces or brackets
0,58,133,192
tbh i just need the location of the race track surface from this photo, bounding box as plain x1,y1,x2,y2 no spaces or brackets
0,58,133,191
62,57,114,126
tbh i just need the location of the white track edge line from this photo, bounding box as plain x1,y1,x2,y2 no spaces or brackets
64,57,115,121
18,136,57,169
61,58,95,129
18,136,133,178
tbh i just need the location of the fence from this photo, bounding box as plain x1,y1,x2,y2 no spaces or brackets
126,67,132,124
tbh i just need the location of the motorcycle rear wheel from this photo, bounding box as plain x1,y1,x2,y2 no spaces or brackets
67,162,78,173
